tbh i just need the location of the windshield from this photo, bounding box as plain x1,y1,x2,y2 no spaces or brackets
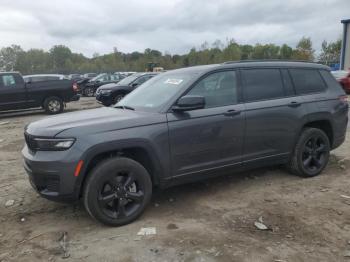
116,73,141,86
116,72,196,112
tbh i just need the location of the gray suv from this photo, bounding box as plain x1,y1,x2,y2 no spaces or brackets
22,61,348,226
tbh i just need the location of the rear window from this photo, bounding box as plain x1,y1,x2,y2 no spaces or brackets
289,69,326,94
242,69,284,102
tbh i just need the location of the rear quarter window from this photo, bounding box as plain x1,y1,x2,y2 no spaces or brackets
319,70,342,89
289,69,326,95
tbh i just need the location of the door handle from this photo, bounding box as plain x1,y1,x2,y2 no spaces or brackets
288,101,301,108
223,109,241,117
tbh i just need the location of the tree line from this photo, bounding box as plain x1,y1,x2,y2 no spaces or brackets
0,37,342,75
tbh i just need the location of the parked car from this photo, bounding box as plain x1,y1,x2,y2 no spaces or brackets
81,73,123,97
331,70,350,94
83,73,97,79
1,72,80,114
96,72,158,106
22,61,348,226
68,74,83,81
23,74,69,83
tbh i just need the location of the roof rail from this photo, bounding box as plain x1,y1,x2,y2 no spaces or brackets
223,59,318,65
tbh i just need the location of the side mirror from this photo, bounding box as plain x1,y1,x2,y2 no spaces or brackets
131,83,138,87
172,95,205,112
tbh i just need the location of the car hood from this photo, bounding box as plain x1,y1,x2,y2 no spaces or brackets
25,107,166,137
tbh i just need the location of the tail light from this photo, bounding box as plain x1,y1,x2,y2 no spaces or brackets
72,82,79,92
339,95,348,103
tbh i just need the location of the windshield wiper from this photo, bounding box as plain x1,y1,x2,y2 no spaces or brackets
114,105,135,111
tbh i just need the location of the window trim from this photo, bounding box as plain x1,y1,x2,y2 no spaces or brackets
170,69,242,111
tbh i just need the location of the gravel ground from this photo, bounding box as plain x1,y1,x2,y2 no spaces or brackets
0,97,350,262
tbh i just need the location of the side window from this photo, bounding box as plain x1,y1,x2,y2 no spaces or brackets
319,70,340,88
1,75,16,87
242,69,284,102
289,69,326,94
187,71,238,108
110,75,120,81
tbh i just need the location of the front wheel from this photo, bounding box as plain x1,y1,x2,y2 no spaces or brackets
83,157,152,226
287,128,330,177
113,94,125,104
84,87,95,97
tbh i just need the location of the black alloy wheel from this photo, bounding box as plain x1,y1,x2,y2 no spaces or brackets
301,136,328,173
83,157,152,226
287,128,330,177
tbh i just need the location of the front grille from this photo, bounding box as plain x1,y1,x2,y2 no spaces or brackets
24,132,37,151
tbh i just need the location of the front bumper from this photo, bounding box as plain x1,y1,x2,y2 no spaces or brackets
22,145,84,203
96,93,113,106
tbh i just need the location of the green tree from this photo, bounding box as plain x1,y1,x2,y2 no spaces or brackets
318,39,342,65
49,45,72,73
0,45,23,71
292,37,314,61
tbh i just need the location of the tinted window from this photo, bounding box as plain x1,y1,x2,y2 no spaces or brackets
242,69,284,102
289,69,326,94
30,76,60,82
187,71,238,108
1,75,16,87
320,70,341,88
281,69,295,96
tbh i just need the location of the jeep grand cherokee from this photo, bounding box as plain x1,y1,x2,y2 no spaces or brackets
22,61,348,226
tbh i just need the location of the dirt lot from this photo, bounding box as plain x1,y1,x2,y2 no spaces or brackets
0,97,350,262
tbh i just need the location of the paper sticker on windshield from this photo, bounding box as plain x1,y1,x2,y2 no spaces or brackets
165,79,183,85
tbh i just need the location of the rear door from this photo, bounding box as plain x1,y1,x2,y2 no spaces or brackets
167,70,245,178
0,73,27,110
241,68,305,165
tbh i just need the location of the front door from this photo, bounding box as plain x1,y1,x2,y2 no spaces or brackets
0,73,27,111
167,70,245,178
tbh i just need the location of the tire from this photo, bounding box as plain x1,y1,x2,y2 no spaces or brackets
83,157,152,226
287,128,330,177
84,87,95,97
43,96,64,114
113,93,125,104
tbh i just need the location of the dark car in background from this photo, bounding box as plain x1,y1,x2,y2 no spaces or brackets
68,74,83,81
331,70,350,94
80,73,124,97
83,73,97,79
96,72,158,106
1,72,79,114
22,61,348,226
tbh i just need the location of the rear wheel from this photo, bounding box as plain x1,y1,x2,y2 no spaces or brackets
83,157,152,226
287,128,330,177
43,96,64,114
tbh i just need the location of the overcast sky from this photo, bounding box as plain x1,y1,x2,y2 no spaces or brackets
0,0,349,57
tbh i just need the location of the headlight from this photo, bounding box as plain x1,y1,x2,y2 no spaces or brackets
34,138,76,151
99,89,112,95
